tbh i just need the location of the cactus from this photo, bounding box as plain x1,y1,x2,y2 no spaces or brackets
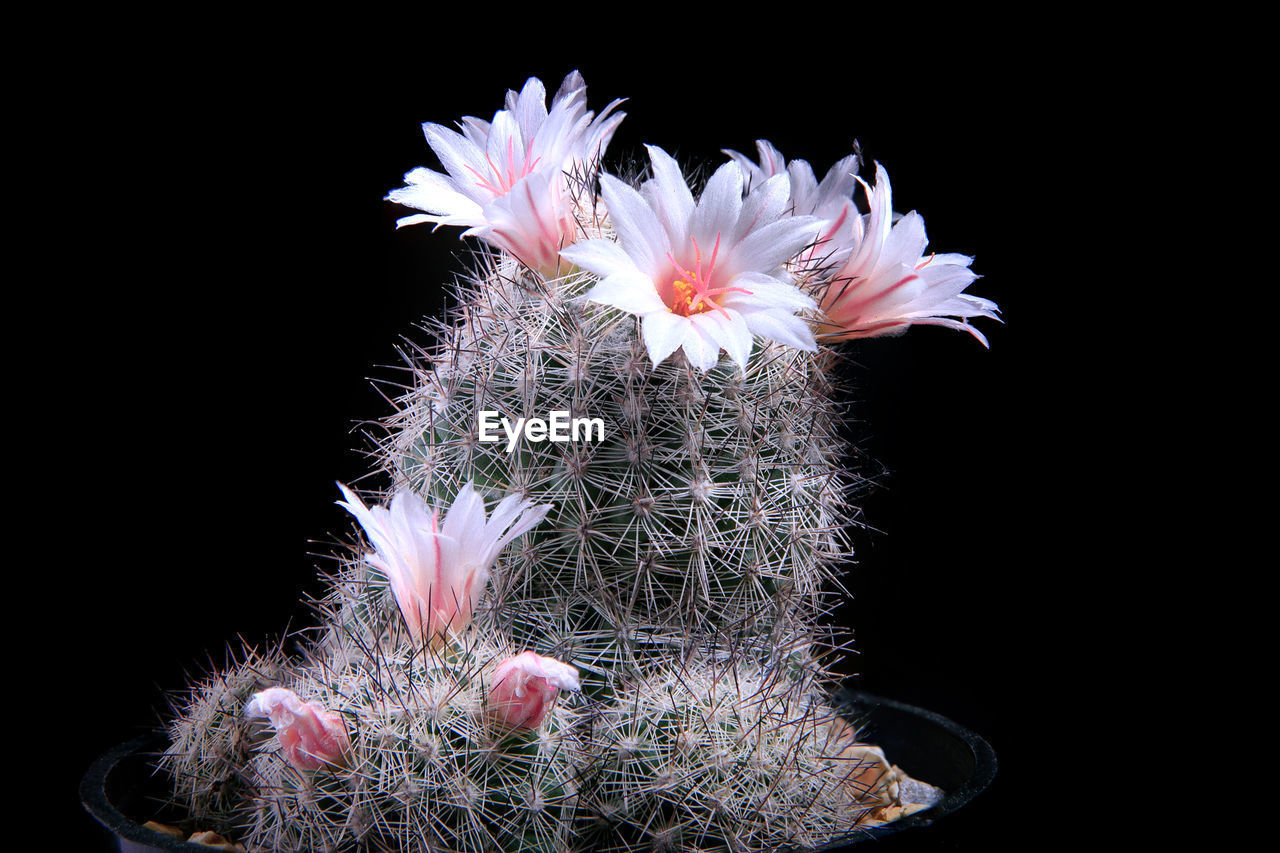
161,71,997,852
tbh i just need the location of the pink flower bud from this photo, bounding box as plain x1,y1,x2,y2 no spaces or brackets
245,687,351,771
487,651,580,731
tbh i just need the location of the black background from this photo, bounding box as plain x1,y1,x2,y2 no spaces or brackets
49,38,1102,851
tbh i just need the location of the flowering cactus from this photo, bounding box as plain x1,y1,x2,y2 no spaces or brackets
162,70,998,853
244,687,350,771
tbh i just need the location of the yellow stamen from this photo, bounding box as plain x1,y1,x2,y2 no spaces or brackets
672,277,701,316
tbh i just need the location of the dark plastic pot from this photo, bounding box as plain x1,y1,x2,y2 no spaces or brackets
82,689,995,852
81,737,214,853
815,688,997,849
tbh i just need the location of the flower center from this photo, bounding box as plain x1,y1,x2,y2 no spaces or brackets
670,277,701,315
665,234,751,317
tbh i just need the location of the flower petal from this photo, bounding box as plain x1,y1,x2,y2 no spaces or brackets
559,238,638,279
600,173,669,278
586,273,669,315
737,308,818,352
679,321,722,372
510,76,548,142
689,161,743,249
421,122,490,193
729,215,822,276
640,310,691,367
733,173,792,245
385,167,484,227
641,145,695,243
815,161,998,344
690,309,752,372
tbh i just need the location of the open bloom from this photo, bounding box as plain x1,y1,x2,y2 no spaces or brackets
818,163,1000,345
387,71,625,275
560,145,820,372
245,687,350,771
486,651,581,731
337,483,551,647
724,139,861,270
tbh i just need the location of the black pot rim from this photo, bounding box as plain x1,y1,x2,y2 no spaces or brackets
82,688,996,852
81,736,215,852
811,688,998,849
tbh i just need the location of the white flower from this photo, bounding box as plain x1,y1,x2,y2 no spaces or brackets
817,163,1000,345
724,139,861,270
337,483,551,647
387,71,625,275
560,145,820,372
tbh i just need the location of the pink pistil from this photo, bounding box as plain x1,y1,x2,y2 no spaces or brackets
665,234,751,317
464,137,543,198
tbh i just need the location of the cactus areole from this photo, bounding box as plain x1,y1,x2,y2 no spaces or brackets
150,72,999,852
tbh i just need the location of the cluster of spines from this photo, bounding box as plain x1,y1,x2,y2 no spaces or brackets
166,605,588,852
165,590,876,852
376,254,868,687
576,655,879,853
161,644,288,833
